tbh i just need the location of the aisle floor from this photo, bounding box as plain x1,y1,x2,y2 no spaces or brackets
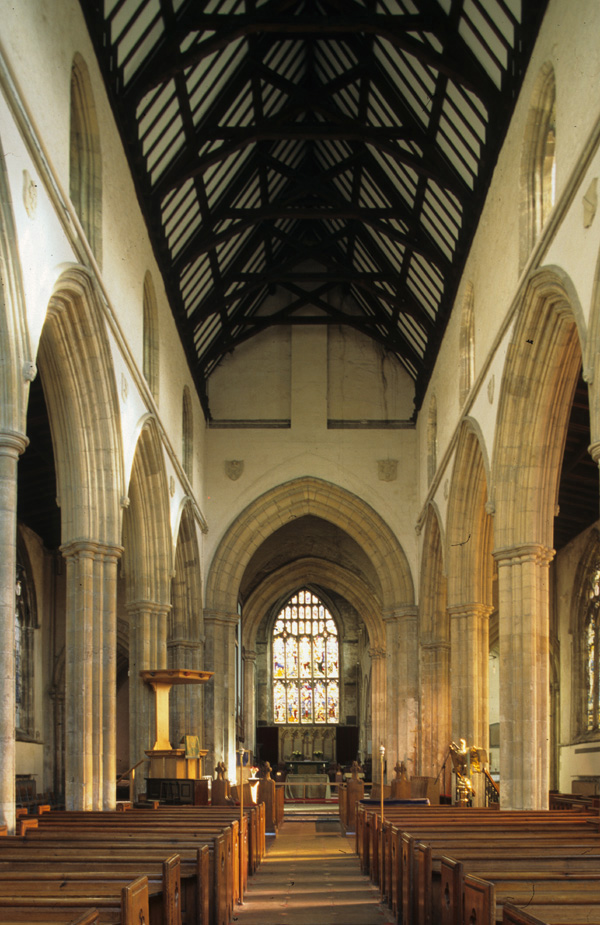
231,819,396,925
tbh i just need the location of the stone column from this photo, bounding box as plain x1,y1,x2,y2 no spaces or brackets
101,546,121,809
369,646,386,781
384,607,418,775
0,432,28,833
494,543,554,809
449,603,492,746
419,640,451,783
243,649,257,759
127,601,170,794
168,637,205,748
61,540,122,810
449,603,492,806
204,611,238,777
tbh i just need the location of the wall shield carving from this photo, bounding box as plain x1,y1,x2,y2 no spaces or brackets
225,459,244,481
377,459,398,482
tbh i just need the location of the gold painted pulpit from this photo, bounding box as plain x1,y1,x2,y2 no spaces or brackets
141,669,213,780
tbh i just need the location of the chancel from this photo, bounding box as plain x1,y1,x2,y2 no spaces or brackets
2,0,600,922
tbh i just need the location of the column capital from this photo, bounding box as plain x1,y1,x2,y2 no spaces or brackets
242,649,257,663
125,599,171,618
493,543,554,566
447,602,495,619
0,430,28,456
382,604,418,623
60,539,123,561
589,441,600,465
369,645,387,660
204,610,239,628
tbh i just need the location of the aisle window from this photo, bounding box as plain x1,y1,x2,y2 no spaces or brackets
272,590,339,725
586,561,600,731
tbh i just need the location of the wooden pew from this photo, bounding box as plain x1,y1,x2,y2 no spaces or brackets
462,871,600,925
0,911,98,925
32,811,239,915
502,902,548,925
0,853,180,924
0,845,210,925
16,817,235,925
401,828,600,925
7,836,224,925
353,805,600,922
0,875,149,925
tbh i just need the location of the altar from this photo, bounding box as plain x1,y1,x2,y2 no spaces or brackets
287,760,328,775
285,773,331,799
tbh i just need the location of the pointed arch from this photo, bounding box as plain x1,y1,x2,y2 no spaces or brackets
70,54,103,265
205,477,414,617
494,268,582,549
519,63,556,270
493,266,582,809
122,419,172,604
39,267,122,545
447,422,494,607
0,132,31,435
142,272,159,402
169,500,204,746
446,423,494,775
243,557,385,652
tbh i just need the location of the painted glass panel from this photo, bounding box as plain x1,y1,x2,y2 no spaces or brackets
273,637,285,678
287,682,299,723
274,680,286,723
327,680,339,722
588,618,595,730
301,681,312,723
313,636,326,677
286,636,298,678
314,681,326,723
272,588,339,724
326,637,339,678
299,636,311,677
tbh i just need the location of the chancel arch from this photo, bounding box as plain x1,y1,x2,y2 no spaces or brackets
493,267,583,808
36,267,123,810
121,418,172,792
418,504,450,789
446,422,495,803
205,477,415,776
242,556,385,769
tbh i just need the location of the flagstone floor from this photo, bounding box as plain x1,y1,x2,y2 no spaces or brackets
230,818,395,925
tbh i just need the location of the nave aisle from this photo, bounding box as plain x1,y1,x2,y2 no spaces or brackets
231,818,394,925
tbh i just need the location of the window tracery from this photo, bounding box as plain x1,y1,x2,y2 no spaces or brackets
585,561,600,732
272,590,339,725
15,555,36,740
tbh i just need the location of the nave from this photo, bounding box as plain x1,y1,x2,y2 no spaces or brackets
232,814,394,925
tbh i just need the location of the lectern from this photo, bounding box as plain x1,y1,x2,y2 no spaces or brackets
140,668,213,801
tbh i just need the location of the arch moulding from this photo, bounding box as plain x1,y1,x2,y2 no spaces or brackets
242,557,386,652
205,477,414,617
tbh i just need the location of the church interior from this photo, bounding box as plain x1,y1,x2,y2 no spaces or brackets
3,0,600,891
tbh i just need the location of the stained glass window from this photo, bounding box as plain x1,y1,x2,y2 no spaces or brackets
586,562,600,732
272,590,339,724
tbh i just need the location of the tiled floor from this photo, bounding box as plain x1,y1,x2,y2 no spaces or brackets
231,819,396,925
